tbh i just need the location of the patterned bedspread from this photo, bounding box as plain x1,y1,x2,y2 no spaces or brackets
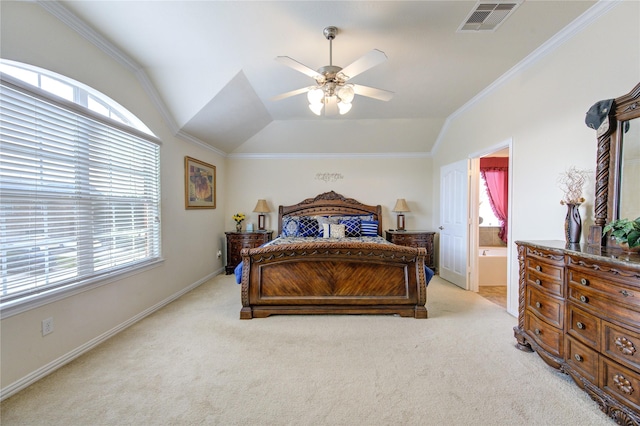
263,235,393,247
233,235,435,285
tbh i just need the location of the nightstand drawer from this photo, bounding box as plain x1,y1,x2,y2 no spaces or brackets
225,231,273,274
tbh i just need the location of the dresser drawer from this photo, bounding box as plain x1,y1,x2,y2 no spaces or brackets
566,303,600,349
525,311,563,357
568,284,639,327
603,321,640,371
525,257,564,297
526,285,563,328
600,357,640,412
566,335,599,384
567,263,640,311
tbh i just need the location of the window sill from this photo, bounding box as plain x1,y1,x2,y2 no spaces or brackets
0,258,164,320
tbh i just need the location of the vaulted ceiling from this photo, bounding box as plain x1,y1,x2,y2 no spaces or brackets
53,1,597,155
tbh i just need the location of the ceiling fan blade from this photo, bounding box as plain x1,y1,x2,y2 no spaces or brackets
339,49,388,80
275,56,322,79
352,84,394,101
270,86,313,101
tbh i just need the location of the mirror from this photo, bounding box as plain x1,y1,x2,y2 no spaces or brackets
619,117,640,219
591,83,640,246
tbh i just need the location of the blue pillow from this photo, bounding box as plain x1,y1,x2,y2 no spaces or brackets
282,216,299,237
339,217,361,237
298,216,319,237
361,220,378,236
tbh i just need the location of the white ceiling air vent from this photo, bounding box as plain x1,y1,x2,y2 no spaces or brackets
458,1,522,32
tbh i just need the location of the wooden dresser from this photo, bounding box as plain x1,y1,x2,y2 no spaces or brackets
514,240,640,424
225,231,273,274
385,230,436,272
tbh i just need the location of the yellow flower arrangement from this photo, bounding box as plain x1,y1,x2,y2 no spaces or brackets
232,213,246,224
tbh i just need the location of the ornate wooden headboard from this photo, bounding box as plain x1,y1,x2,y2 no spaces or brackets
278,191,383,236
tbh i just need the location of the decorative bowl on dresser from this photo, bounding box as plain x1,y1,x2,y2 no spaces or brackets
225,230,273,274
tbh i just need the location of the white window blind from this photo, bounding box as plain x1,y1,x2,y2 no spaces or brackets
0,78,161,306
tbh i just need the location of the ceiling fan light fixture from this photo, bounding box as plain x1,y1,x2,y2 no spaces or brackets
309,102,323,116
337,84,355,103
274,26,393,117
338,101,352,115
307,88,324,104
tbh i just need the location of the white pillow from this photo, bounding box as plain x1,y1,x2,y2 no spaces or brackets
322,223,346,238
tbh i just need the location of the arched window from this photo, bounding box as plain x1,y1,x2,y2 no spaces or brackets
0,60,162,313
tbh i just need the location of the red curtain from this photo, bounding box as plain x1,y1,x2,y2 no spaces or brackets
480,157,509,243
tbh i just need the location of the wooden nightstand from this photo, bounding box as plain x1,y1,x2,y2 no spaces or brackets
225,231,273,274
385,230,436,272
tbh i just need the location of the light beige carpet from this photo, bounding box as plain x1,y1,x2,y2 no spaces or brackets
1,275,612,425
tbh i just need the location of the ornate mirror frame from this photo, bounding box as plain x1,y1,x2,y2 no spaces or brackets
591,82,640,246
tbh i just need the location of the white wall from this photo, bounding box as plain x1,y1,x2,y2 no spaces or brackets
226,156,433,234
432,1,640,316
0,2,227,393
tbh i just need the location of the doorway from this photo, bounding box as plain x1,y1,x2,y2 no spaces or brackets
470,143,512,310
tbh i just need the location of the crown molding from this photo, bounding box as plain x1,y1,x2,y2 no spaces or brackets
228,151,431,160
431,0,621,155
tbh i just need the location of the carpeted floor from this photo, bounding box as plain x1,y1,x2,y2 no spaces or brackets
1,275,612,425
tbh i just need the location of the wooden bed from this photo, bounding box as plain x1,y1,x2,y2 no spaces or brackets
239,191,429,319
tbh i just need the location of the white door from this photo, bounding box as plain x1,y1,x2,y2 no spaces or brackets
439,159,469,289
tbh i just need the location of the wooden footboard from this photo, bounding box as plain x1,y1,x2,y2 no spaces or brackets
240,241,428,319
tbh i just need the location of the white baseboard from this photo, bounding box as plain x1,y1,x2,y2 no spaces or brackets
0,269,222,401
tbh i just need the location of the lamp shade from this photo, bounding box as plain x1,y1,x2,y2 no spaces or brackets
393,198,410,212
253,199,270,213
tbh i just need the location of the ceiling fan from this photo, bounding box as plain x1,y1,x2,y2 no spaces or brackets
271,26,394,116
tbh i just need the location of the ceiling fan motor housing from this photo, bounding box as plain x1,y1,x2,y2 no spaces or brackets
323,26,338,40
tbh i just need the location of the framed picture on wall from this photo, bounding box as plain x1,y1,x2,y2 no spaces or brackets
185,156,216,209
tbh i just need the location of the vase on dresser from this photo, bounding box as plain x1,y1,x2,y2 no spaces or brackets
235,222,242,232
564,203,581,244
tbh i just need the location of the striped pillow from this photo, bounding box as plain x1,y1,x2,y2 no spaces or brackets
360,220,378,236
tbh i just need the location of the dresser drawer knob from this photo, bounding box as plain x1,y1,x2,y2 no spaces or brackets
577,322,585,330
615,336,637,356
580,278,589,286
580,295,589,303
574,354,583,362
534,328,541,336
535,302,542,308
613,374,634,395
535,265,541,272
535,279,541,285
620,290,631,297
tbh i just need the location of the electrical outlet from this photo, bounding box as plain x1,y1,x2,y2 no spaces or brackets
217,250,222,259
42,317,54,336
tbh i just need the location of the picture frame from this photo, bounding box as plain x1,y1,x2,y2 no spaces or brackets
185,156,216,209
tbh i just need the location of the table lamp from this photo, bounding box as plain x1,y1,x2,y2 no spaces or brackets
253,199,270,230
393,198,410,231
